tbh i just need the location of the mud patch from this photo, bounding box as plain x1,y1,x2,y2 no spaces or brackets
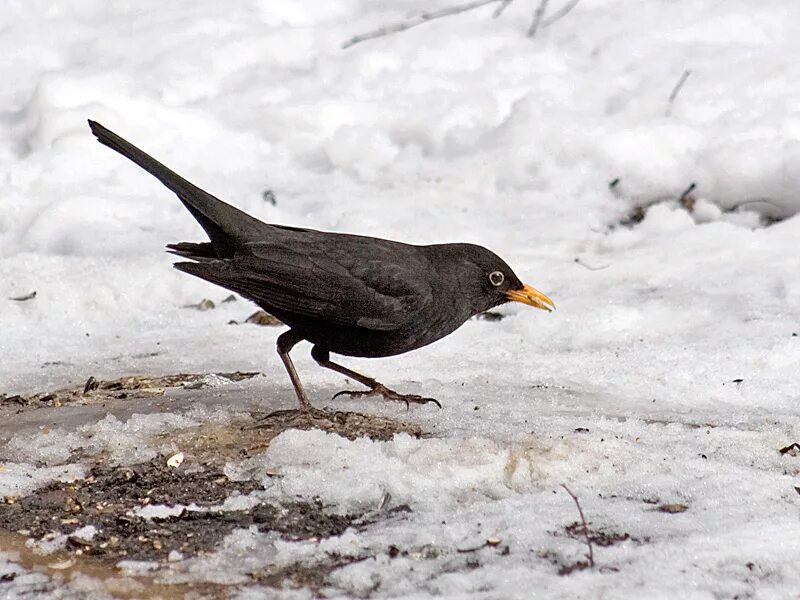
538,521,645,576
0,374,427,595
146,407,423,470
0,531,224,600
248,407,423,442
148,420,277,468
1,372,261,409
252,553,371,592
563,522,644,547
538,549,593,576
0,458,365,564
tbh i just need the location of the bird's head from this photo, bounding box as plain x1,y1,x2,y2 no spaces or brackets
436,244,555,316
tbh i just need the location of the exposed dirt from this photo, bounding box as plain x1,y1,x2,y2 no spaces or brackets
563,522,644,547
3,372,423,447
610,181,787,230
243,309,283,326
0,458,368,564
655,503,689,514
538,549,597,577
251,553,371,591
0,372,261,409
0,455,416,597
247,406,423,442
0,373,427,596
538,521,646,576
142,408,422,472
2,372,423,469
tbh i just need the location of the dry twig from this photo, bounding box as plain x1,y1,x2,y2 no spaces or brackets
729,198,784,212
527,0,551,37
574,257,610,271
678,182,697,211
9,291,36,301
343,0,581,48
492,0,515,18
665,69,691,117
541,0,581,28
561,484,594,568
342,0,504,49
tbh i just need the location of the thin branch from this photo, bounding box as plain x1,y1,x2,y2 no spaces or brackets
678,182,696,202
574,257,610,271
541,0,581,28
527,0,551,38
492,0,515,18
665,69,691,117
678,182,697,211
729,197,788,224
729,197,784,212
342,0,503,49
561,484,594,568
9,290,37,301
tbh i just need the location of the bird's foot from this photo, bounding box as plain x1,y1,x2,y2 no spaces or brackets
332,383,441,409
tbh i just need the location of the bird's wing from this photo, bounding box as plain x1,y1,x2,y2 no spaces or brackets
176,237,434,331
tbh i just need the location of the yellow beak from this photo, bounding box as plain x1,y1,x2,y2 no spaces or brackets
506,284,555,312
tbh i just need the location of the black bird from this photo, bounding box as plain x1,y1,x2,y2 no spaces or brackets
88,121,554,410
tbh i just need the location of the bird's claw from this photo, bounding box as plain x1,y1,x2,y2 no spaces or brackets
332,383,441,409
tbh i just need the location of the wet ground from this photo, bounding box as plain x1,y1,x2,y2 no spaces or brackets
0,373,423,597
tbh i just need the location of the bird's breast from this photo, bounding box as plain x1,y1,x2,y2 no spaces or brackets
270,300,472,358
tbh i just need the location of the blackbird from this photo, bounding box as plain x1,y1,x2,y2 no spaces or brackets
88,120,554,410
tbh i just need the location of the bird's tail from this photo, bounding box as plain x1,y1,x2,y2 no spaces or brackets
88,120,271,257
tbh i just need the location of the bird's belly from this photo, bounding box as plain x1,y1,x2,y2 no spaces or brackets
267,309,467,358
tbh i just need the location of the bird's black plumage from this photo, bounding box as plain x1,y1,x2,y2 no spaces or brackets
88,120,553,409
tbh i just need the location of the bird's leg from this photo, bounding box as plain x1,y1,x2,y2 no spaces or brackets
277,330,314,411
310,346,441,408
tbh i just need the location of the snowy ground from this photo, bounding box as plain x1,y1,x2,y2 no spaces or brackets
2,0,800,597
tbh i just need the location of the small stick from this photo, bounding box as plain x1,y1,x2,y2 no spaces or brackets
561,484,594,568
678,182,696,201
730,198,783,212
678,182,697,210
343,0,503,49
541,0,581,28
493,0,515,18
665,69,691,117
527,0,551,38
574,257,610,271
9,291,37,302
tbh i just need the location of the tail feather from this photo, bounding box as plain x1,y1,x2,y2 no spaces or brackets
173,260,253,301
88,120,272,257
166,242,217,262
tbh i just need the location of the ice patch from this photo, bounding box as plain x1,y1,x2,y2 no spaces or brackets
116,560,161,575
26,532,68,556
220,493,263,512
176,528,279,585
251,429,549,511
5,411,201,467
132,504,192,520
0,462,84,497
70,525,97,542
168,550,184,562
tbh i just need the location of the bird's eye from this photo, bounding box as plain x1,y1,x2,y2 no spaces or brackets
489,271,504,286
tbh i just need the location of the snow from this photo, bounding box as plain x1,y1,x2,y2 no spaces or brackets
5,411,201,466
26,533,69,557
0,463,85,498
3,0,800,597
70,526,98,543
132,504,190,521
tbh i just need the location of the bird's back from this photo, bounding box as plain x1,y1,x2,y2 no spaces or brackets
89,121,481,358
